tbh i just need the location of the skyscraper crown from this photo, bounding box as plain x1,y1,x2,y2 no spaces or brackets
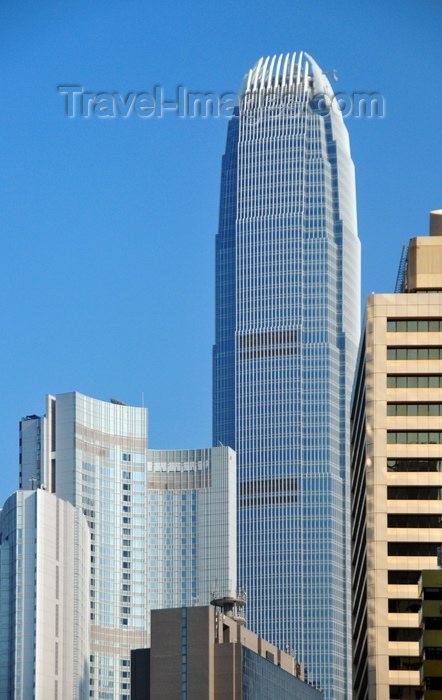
241,51,335,101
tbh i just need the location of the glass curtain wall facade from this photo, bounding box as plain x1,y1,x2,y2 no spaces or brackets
213,52,360,699
20,392,235,700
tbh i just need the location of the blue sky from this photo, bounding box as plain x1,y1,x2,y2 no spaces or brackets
0,0,441,504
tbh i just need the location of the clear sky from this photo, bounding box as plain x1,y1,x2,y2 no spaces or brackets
0,0,441,505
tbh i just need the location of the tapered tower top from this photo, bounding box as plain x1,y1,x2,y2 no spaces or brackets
241,51,336,100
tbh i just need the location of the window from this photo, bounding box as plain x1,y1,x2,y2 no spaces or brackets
388,514,442,528
388,542,439,557
387,375,442,388
389,656,421,671
425,617,442,630
425,647,442,659
387,403,442,416
388,569,421,585
387,459,442,473
388,627,421,642
388,599,421,613
388,486,442,500
387,347,442,360
389,687,423,700
422,587,442,600
387,431,442,444
387,319,442,332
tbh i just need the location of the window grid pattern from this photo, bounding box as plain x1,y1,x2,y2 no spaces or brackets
213,54,360,700
25,393,235,700
351,299,442,700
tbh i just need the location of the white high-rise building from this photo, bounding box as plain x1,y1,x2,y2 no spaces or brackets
19,391,236,700
0,488,90,700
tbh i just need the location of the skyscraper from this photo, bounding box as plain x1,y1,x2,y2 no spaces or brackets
351,210,442,700
19,392,236,700
213,52,360,698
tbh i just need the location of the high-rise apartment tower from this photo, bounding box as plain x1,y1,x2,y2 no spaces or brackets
213,52,360,698
0,489,90,700
19,392,236,700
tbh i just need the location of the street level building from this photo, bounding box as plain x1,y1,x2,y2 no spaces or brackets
213,51,360,698
0,488,90,700
131,601,323,700
351,210,442,700
19,392,236,700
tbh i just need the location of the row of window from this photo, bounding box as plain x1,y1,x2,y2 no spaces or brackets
388,570,421,584
388,319,442,332
388,599,421,613
388,656,421,671
387,431,442,444
387,374,442,388
387,459,442,472
387,347,442,360
388,542,439,556
389,687,423,700
388,627,420,642
388,514,442,528
388,486,442,500
387,403,442,416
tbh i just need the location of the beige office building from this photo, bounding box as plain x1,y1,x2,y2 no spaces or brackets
131,600,323,699
352,210,442,700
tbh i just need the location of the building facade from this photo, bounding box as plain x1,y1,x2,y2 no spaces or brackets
0,488,90,700
132,603,323,700
351,210,442,700
20,392,236,700
213,52,360,697
419,569,442,698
